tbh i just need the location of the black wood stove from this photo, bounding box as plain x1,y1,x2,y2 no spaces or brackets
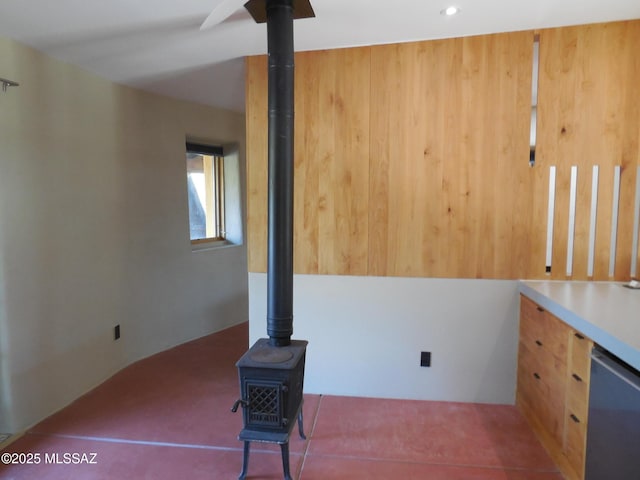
232,339,308,479
229,1,314,479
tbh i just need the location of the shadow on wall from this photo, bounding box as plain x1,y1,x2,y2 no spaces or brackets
0,251,13,433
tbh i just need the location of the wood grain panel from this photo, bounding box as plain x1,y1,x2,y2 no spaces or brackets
534,21,640,280
246,55,269,272
247,20,640,280
294,48,370,275
565,331,592,480
246,49,370,275
369,32,533,278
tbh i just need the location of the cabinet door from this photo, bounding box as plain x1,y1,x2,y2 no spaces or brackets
564,332,593,479
564,414,587,480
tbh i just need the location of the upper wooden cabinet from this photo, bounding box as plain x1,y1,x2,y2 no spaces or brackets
246,21,640,280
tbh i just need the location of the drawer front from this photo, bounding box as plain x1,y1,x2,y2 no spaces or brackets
518,340,567,393
566,370,589,421
520,295,545,323
567,332,592,423
520,296,570,362
520,295,545,341
517,341,567,444
517,375,566,448
570,332,593,381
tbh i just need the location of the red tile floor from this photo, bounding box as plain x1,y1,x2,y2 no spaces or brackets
0,323,563,479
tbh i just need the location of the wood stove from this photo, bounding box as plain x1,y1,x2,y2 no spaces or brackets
232,339,308,479
229,0,314,479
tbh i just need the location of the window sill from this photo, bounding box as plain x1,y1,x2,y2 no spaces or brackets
190,238,237,252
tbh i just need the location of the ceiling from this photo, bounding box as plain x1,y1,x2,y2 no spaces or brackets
0,0,639,112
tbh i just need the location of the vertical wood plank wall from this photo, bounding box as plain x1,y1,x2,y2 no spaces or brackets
527,21,640,280
245,54,269,273
294,48,371,275
246,48,371,276
246,20,640,281
369,32,533,278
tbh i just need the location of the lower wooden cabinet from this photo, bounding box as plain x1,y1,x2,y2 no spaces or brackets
564,331,592,479
516,295,593,480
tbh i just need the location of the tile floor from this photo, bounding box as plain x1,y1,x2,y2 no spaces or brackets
0,323,563,479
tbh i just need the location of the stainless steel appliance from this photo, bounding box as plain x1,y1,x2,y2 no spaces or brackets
585,346,640,479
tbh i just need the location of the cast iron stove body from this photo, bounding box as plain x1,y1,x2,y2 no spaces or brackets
232,339,308,479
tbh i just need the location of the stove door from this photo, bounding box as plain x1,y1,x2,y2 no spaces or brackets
243,379,286,429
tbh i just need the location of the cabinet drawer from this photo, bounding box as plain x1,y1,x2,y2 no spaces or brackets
566,372,589,425
570,332,593,381
520,294,545,323
518,375,566,445
564,409,587,479
518,340,567,393
517,341,566,444
520,296,570,361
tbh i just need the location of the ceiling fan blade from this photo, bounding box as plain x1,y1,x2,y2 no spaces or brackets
200,0,248,30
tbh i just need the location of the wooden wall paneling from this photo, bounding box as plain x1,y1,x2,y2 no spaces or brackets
435,39,465,279
466,32,535,279
593,165,615,280
536,21,640,281
536,26,577,280
551,166,571,280
369,40,452,277
610,23,640,280
572,165,595,280
293,48,370,276
324,48,371,275
246,55,268,273
370,32,533,278
292,50,323,274
247,20,639,280
460,36,486,278
526,162,553,279
247,49,371,276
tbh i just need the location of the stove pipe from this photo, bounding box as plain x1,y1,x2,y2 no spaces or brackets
265,0,295,347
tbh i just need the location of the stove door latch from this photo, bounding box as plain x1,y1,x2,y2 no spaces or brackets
231,398,249,412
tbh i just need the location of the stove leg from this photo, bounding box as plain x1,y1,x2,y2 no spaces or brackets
239,441,250,480
297,408,306,440
280,442,292,480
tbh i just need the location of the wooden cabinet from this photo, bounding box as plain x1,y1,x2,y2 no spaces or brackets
516,295,593,480
564,332,593,479
517,295,570,453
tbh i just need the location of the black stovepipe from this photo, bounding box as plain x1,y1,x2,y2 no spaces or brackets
266,0,295,347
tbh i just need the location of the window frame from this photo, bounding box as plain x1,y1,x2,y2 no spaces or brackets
186,142,226,245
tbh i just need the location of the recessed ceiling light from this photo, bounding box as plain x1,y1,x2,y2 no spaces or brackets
441,6,460,16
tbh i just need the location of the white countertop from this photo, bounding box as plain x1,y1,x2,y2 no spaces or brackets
519,281,640,371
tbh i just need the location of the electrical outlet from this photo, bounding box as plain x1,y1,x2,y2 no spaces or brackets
114,324,121,340
420,351,431,367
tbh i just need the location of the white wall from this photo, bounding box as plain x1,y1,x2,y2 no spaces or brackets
249,274,520,404
0,36,248,433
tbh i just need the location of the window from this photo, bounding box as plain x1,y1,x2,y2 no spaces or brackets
186,142,225,243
